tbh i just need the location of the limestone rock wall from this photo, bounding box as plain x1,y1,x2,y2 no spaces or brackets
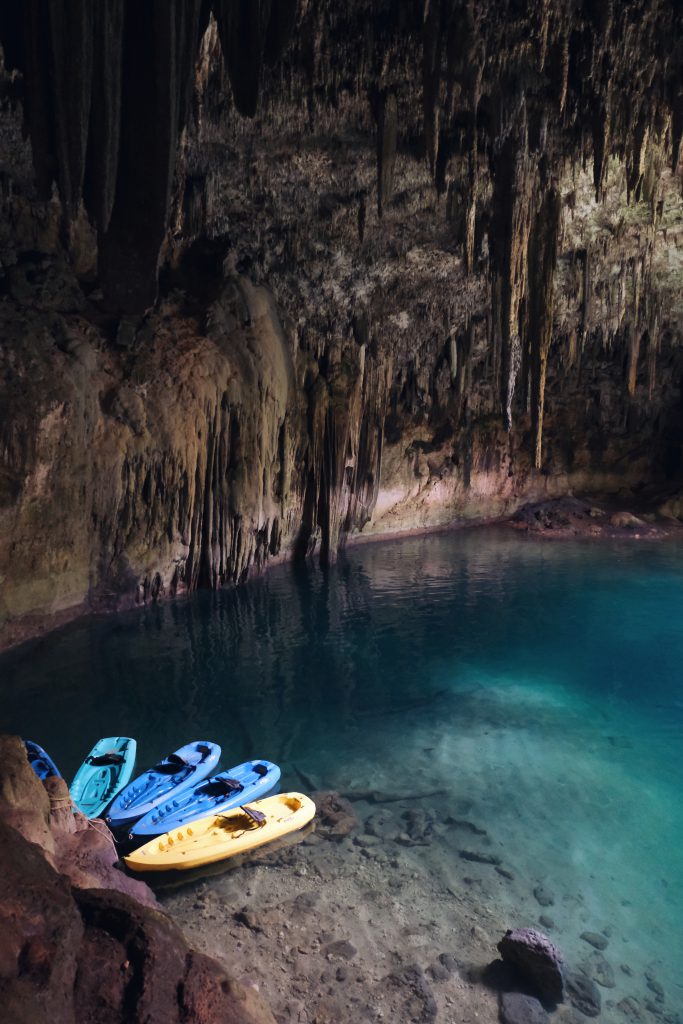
0,2,682,647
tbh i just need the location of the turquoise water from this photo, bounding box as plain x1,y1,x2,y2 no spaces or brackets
1,530,682,1001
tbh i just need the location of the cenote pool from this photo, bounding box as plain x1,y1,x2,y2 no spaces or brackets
1,529,682,1018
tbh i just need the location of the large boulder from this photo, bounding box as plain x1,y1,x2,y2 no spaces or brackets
0,732,277,1022
0,734,155,906
73,887,276,1024
0,734,54,854
0,821,276,1024
497,928,565,1005
0,820,83,1024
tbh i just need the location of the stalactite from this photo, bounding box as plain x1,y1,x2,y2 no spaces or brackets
528,185,561,468
99,0,204,312
490,122,535,430
626,329,641,397
627,104,650,203
263,0,298,66
377,90,398,218
464,182,476,275
21,0,55,200
47,0,93,216
592,93,612,200
82,1,124,234
212,0,271,119
422,0,441,178
581,245,592,339
672,88,683,173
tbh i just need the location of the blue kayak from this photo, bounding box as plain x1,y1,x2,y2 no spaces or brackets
70,736,137,819
24,740,61,780
105,740,221,828
130,759,281,838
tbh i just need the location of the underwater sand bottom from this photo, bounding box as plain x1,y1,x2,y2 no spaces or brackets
160,678,682,1022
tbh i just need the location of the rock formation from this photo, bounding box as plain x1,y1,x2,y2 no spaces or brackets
0,735,276,1024
0,1,682,647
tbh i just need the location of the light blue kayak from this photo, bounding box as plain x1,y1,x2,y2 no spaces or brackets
130,759,281,838
105,741,221,829
24,740,61,780
70,736,136,819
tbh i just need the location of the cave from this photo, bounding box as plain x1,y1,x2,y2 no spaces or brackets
0,3,682,1023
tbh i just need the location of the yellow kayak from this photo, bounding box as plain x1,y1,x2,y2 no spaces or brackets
123,792,315,872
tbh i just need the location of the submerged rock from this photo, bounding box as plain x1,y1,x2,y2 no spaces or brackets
533,885,555,907
565,969,602,1018
580,930,609,951
312,790,357,839
324,939,357,960
583,952,616,989
497,928,565,1004
460,849,502,865
500,991,549,1024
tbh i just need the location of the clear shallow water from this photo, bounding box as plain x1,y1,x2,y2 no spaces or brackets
1,530,682,999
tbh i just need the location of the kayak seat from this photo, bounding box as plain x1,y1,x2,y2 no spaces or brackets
86,752,125,766
196,744,212,757
253,764,269,777
200,774,242,798
153,753,191,774
242,804,267,827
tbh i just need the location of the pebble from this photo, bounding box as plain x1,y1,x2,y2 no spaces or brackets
353,835,380,848
324,940,357,961
580,931,608,950
459,849,502,865
427,963,450,982
533,885,554,907
438,953,458,973
294,892,319,910
587,953,615,988
496,865,515,881
645,974,665,1001
617,996,643,1020
539,914,555,930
